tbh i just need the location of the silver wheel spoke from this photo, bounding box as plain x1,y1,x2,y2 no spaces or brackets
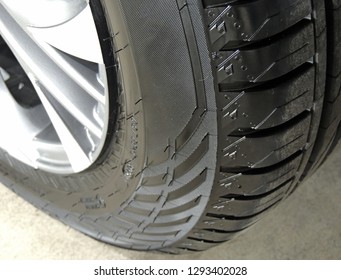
0,72,50,168
27,5,104,64
0,1,111,174
1,0,88,28
39,44,106,104
33,82,92,172
0,4,105,136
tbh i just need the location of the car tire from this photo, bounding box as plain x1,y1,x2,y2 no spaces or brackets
0,0,340,253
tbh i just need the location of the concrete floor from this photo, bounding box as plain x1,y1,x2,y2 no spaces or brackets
0,145,340,260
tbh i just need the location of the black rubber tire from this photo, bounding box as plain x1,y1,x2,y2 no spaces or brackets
0,0,340,253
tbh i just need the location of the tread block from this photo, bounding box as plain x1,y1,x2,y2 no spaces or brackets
189,229,235,243
218,153,302,196
205,0,312,51
214,24,315,89
209,180,291,217
219,66,315,132
156,196,202,220
131,231,180,242
173,135,209,180
114,236,163,250
221,114,310,169
142,217,191,234
176,238,219,251
167,169,207,201
199,211,266,232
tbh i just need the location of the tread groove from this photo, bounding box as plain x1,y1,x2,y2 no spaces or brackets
220,178,293,200
206,200,280,220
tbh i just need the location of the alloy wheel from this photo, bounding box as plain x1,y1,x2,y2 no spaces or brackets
0,0,111,174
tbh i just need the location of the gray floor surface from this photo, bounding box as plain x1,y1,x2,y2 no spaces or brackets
0,144,340,260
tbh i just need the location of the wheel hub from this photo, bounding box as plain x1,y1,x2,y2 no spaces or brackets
0,1,111,174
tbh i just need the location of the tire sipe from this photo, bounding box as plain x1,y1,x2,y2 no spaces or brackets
0,0,340,253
